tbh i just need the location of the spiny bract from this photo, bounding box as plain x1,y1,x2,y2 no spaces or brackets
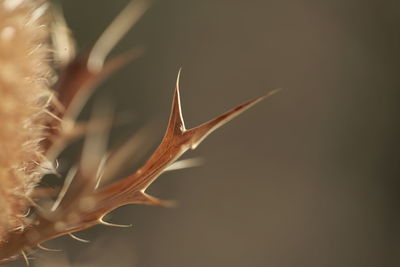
0,0,277,264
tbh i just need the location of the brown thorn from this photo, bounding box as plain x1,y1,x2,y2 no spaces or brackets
165,158,204,172
134,191,176,208
43,109,63,122
68,233,90,243
51,165,77,212
185,88,282,149
165,69,186,138
21,250,29,266
95,154,109,189
98,217,133,228
17,208,31,218
37,244,61,252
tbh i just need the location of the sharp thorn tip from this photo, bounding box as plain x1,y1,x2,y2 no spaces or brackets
68,233,90,243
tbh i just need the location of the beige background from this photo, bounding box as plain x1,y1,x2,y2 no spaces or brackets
8,0,400,266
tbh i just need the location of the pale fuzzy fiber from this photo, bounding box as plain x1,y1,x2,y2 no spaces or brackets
0,0,52,241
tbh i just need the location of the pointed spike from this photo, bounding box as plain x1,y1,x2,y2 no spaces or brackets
17,208,31,218
95,154,109,189
20,250,29,266
174,68,185,131
51,165,77,212
37,244,61,252
68,233,90,243
186,89,281,149
165,158,204,172
163,69,186,141
133,191,176,207
176,67,182,88
99,218,132,228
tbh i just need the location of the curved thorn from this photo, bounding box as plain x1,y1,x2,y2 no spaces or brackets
163,69,186,140
37,244,61,252
21,250,29,266
176,67,182,89
175,68,185,132
68,233,90,243
54,158,60,170
17,208,31,218
99,218,132,228
165,157,204,171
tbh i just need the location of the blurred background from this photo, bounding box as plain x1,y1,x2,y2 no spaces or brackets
8,0,400,266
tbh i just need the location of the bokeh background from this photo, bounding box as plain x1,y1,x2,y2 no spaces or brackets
8,0,400,266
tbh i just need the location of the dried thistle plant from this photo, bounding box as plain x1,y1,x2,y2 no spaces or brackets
0,0,278,264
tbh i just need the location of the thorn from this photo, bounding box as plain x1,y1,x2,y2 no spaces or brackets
43,109,63,122
174,68,185,132
51,165,77,212
165,157,204,171
186,88,282,149
99,217,133,228
95,154,109,189
177,67,182,87
54,159,60,170
12,225,25,232
37,244,61,252
68,233,90,243
21,250,29,266
134,191,176,208
17,208,31,218
163,69,186,141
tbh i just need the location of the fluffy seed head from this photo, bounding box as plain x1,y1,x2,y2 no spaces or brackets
0,0,52,241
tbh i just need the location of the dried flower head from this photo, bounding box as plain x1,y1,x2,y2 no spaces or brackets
0,0,278,264
0,0,52,243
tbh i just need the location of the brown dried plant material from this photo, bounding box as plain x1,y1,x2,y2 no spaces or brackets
0,0,53,243
0,0,278,264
